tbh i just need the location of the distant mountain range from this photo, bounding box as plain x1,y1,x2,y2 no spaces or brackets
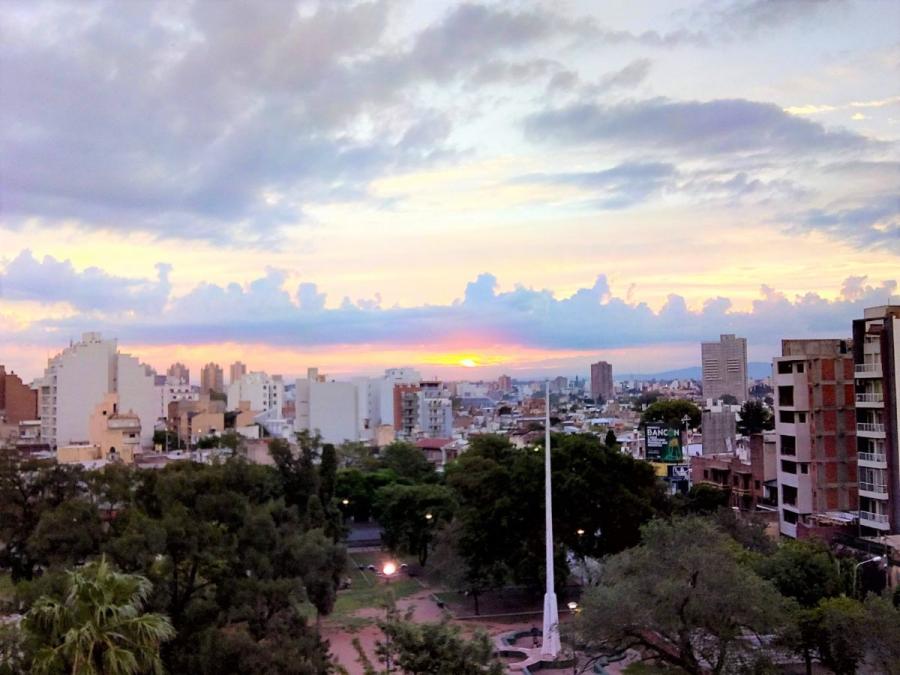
616,362,772,382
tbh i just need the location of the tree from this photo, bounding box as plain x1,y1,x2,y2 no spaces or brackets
756,539,841,608
27,498,103,568
603,429,618,449
737,400,774,435
0,446,86,580
374,483,456,565
862,594,900,675
270,434,320,515
815,596,866,675
574,517,788,675
673,484,730,515
447,434,664,600
23,557,174,675
640,399,701,429
380,442,436,483
359,604,504,674
720,394,739,405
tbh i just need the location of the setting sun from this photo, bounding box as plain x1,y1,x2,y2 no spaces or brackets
459,358,478,368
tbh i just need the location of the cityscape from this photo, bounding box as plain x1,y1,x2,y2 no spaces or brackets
1,1,899,674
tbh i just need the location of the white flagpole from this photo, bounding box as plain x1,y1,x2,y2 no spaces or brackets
541,380,561,658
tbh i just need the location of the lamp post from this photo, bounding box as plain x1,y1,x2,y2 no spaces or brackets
854,556,883,598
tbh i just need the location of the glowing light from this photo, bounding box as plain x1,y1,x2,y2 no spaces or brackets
460,358,478,368
382,562,397,576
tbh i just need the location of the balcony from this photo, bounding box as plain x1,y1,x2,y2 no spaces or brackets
859,481,888,497
858,451,887,466
855,392,884,406
855,363,882,378
857,422,886,437
859,511,890,530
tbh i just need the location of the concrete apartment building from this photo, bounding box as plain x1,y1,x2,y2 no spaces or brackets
38,334,161,449
295,368,359,444
229,361,247,385
701,402,739,455
379,367,421,428
418,381,453,439
156,374,198,419
200,362,224,394
0,365,38,424
590,361,614,403
227,371,284,415
394,383,420,438
497,374,513,393
702,334,748,403
167,362,190,385
774,339,858,538
852,305,900,535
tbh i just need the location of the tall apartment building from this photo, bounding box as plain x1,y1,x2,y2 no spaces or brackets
393,383,420,438
229,361,247,385
380,368,421,428
590,361,614,403
702,334,748,403
701,403,738,455
200,363,224,394
0,365,38,424
852,305,900,535
774,339,857,538
497,374,513,393
167,362,190,385
227,371,284,415
38,333,160,449
418,381,453,438
295,368,359,444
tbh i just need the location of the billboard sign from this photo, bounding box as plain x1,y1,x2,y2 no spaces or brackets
645,424,683,462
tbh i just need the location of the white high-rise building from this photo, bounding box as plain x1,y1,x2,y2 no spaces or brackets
295,368,359,445
39,332,161,449
117,354,162,447
352,376,380,442
156,374,198,419
227,371,284,414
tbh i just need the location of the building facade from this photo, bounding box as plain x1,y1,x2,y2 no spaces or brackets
774,339,857,538
702,334,749,403
200,362,224,394
229,361,247,385
167,362,190,385
294,368,359,444
227,371,283,414
0,365,38,424
852,305,900,535
590,361,614,403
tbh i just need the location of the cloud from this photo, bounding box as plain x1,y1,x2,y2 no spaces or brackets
698,0,849,35
515,161,677,209
525,97,871,156
513,161,807,210
785,194,900,253
0,1,597,244
1,257,895,356
0,250,171,313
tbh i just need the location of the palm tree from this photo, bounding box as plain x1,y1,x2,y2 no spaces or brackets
23,556,174,675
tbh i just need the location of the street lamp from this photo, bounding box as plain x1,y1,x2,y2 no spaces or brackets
341,498,350,506
576,528,585,536
567,601,578,613
854,556,883,598
425,512,433,521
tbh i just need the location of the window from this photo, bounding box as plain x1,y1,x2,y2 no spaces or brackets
781,460,797,474
797,412,807,423
783,510,798,524
797,363,804,373
779,411,794,424
800,464,808,474
780,435,796,455
778,362,792,374
779,386,794,407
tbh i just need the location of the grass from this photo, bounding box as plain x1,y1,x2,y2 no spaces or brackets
0,573,14,608
328,550,422,624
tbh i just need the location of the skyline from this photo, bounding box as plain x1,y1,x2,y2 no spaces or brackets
1,0,898,380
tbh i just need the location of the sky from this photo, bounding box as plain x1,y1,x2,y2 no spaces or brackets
1,0,898,383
